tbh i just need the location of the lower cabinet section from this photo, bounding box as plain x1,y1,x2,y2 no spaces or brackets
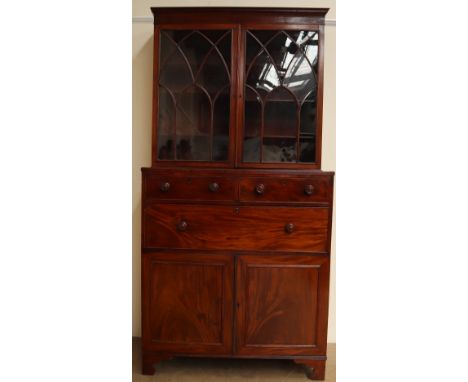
142,251,329,357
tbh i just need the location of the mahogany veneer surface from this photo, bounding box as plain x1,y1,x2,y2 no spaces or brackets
145,173,237,201
236,255,330,356
141,7,333,381
143,203,329,252
142,252,234,354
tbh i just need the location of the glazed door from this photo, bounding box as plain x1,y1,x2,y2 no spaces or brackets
239,26,323,168
154,26,238,166
235,254,329,356
142,252,234,354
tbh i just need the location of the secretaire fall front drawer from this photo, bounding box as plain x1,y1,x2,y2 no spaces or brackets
142,204,329,252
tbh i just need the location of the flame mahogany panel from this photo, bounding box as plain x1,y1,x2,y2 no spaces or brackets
142,252,234,354
143,204,329,252
235,254,330,356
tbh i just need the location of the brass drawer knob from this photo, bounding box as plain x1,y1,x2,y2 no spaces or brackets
209,182,220,192
176,220,188,232
284,223,295,234
160,182,170,192
304,184,314,196
255,183,265,195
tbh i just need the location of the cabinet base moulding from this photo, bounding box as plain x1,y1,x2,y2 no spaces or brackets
141,351,327,380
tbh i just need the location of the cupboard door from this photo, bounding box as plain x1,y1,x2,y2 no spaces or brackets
155,28,235,164
142,252,234,354
236,254,329,356
241,29,321,166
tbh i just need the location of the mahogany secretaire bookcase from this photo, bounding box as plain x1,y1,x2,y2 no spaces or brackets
141,7,334,380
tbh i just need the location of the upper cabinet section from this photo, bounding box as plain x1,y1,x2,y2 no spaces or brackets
151,8,328,168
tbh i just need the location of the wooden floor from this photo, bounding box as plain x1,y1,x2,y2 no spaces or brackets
133,338,336,382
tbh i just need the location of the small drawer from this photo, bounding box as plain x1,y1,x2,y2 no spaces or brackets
144,174,236,201
239,176,332,204
143,204,329,252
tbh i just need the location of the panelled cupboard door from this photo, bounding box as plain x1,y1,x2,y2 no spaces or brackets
142,252,234,354
235,254,330,356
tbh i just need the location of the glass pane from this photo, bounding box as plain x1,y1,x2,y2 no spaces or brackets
175,86,210,161
299,137,316,163
202,30,226,43
243,86,261,163
165,30,191,44
300,94,316,135
263,138,297,163
217,33,231,69
213,87,230,161
157,86,175,160
159,47,193,92
159,33,175,66
243,137,261,163
196,48,230,97
179,32,213,75
244,87,261,138
283,31,318,102
157,30,231,162
264,88,297,137
246,51,281,93
250,30,279,44
243,30,318,164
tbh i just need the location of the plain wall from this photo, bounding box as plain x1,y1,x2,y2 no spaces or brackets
132,0,336,342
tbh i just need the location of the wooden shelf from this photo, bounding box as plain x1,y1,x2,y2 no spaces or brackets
264,135,297,139
244,98,316,103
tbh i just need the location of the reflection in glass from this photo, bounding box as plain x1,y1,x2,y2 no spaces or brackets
246,53,281,92
157,30,231,161
243,30,318,163
175,86,211,161
243,137,261,163
263,138,297,163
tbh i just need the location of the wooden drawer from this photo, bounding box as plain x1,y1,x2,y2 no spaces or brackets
239,176,332,204
144,173,236,201
143,204,329,252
